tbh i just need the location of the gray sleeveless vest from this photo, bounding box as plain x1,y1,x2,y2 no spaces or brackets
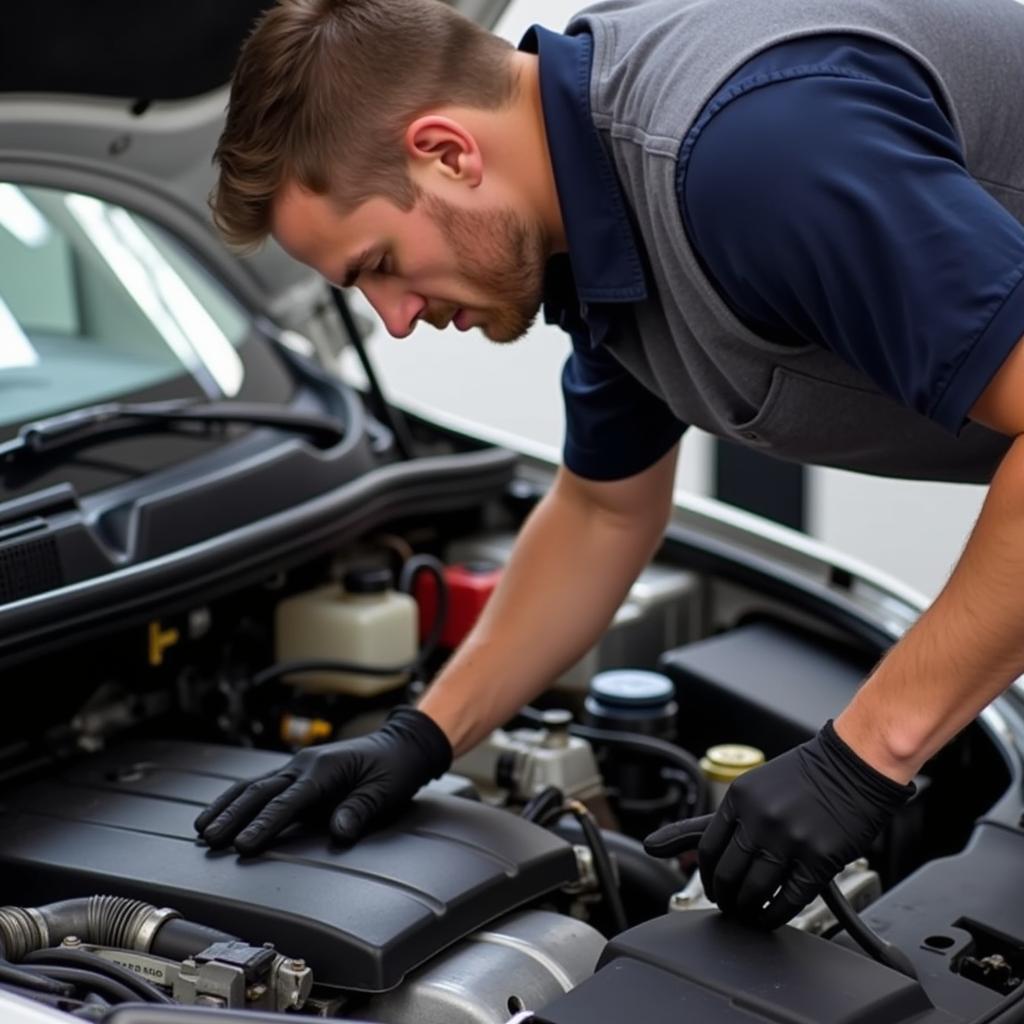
569,0,1024,481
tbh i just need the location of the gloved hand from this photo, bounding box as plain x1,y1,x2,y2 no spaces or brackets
644,720,914,929
194,706,452,855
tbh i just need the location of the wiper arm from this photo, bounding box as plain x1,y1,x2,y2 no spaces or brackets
0,399,345,466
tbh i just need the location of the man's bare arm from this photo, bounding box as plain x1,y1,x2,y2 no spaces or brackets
836,332,1024,781
419,443,680,755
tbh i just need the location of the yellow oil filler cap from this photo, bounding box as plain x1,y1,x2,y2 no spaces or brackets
701,744,765,807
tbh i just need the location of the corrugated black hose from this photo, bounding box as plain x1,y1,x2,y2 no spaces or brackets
0,897,232,1007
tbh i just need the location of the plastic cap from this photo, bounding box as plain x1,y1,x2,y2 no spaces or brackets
589,670,675,709
538,708,573,729
342,565,393,594
700,744,765,783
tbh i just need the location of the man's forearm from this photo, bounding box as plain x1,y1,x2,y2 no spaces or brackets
418,467,674,755
836,435,1024,783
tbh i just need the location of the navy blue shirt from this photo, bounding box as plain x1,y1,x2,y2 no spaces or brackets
525,27,1024,481
522,26,686,482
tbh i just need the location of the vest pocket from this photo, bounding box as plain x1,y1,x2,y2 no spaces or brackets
722,364,1003,480
722,365,858,449
724,366,937,462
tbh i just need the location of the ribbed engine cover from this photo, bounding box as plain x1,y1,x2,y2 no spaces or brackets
0,739,578,991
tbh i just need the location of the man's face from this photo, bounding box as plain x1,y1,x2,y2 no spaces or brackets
272,183,549,344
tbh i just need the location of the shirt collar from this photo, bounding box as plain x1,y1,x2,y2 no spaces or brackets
520,25,648,308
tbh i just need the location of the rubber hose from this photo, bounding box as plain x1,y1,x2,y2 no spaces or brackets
557,800,629,935
252,657,414,687
521,785,566,825
0,960,74,996
18,964,142,1005
23,950,176,1004
552,818,682,923
397,553,449,666
822,883,918,980
0,982,86,1015
99,1005,338,1024
567,722,710,816
513,706,709,817
149,919,235,963
0,897,235,964
40,898,167,954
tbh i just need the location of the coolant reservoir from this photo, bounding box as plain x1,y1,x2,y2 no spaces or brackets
274,567,418,696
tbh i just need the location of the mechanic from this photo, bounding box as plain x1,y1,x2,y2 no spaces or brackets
194,0,1024,929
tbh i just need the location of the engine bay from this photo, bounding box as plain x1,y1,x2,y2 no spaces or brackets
1,475,1023,1023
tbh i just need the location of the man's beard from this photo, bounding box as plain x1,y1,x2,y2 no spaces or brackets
421,193,549,343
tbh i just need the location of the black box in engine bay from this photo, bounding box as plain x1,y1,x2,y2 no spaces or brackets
0,739,578,992
535,911,958,1024
660,620,870,758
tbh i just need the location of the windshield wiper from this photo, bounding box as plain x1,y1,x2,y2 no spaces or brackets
0,399,346,468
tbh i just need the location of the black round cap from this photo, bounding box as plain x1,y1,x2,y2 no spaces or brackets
343,565,393,594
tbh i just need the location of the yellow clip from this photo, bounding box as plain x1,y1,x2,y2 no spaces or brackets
280,715,333,746
148,621,180,667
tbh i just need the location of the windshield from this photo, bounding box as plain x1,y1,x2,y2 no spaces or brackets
0,183,251,431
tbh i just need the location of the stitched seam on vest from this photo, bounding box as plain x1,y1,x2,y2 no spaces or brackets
574,29,646,295
669,65,923,352
607,125,679,156
595,126,822,358
677,64,875,169
578,17,964,160
977,177,1024,198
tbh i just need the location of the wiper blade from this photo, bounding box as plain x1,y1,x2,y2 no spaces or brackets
0,399,345,466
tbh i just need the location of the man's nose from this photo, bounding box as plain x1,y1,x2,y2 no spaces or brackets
358,279,425,339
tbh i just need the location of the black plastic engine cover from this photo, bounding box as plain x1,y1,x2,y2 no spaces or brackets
0,740,577,992
537,912,961,1024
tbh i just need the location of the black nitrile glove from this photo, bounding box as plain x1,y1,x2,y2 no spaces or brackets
644,721,914,929
194,707,452,855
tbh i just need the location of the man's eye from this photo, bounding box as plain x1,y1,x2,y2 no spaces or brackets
374,255,392,276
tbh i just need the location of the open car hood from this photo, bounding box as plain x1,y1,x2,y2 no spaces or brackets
0,2,274,101
0,1,319,320
0,0,513,324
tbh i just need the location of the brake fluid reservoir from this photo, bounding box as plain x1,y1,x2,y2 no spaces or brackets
274,566,417,696
414,560,502,650
700,744,765,808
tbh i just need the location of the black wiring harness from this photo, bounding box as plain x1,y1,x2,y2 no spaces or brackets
523,786,629,935
0,932,171,1019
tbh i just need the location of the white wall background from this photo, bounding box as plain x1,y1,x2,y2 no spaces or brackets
807,471,985,598
352,0,996,600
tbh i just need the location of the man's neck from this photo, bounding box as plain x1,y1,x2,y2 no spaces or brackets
500,51,568,254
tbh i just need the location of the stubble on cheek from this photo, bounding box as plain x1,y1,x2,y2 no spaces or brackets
423,195,549,344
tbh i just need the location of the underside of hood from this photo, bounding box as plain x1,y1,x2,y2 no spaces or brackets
0,1,273,100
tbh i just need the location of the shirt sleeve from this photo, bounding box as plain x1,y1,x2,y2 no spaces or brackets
679,37,1024,433
561,328,686,481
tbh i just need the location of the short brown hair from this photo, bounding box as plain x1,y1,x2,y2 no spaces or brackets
211,0,518,249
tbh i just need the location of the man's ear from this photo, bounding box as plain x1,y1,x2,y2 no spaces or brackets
405,116,483,187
